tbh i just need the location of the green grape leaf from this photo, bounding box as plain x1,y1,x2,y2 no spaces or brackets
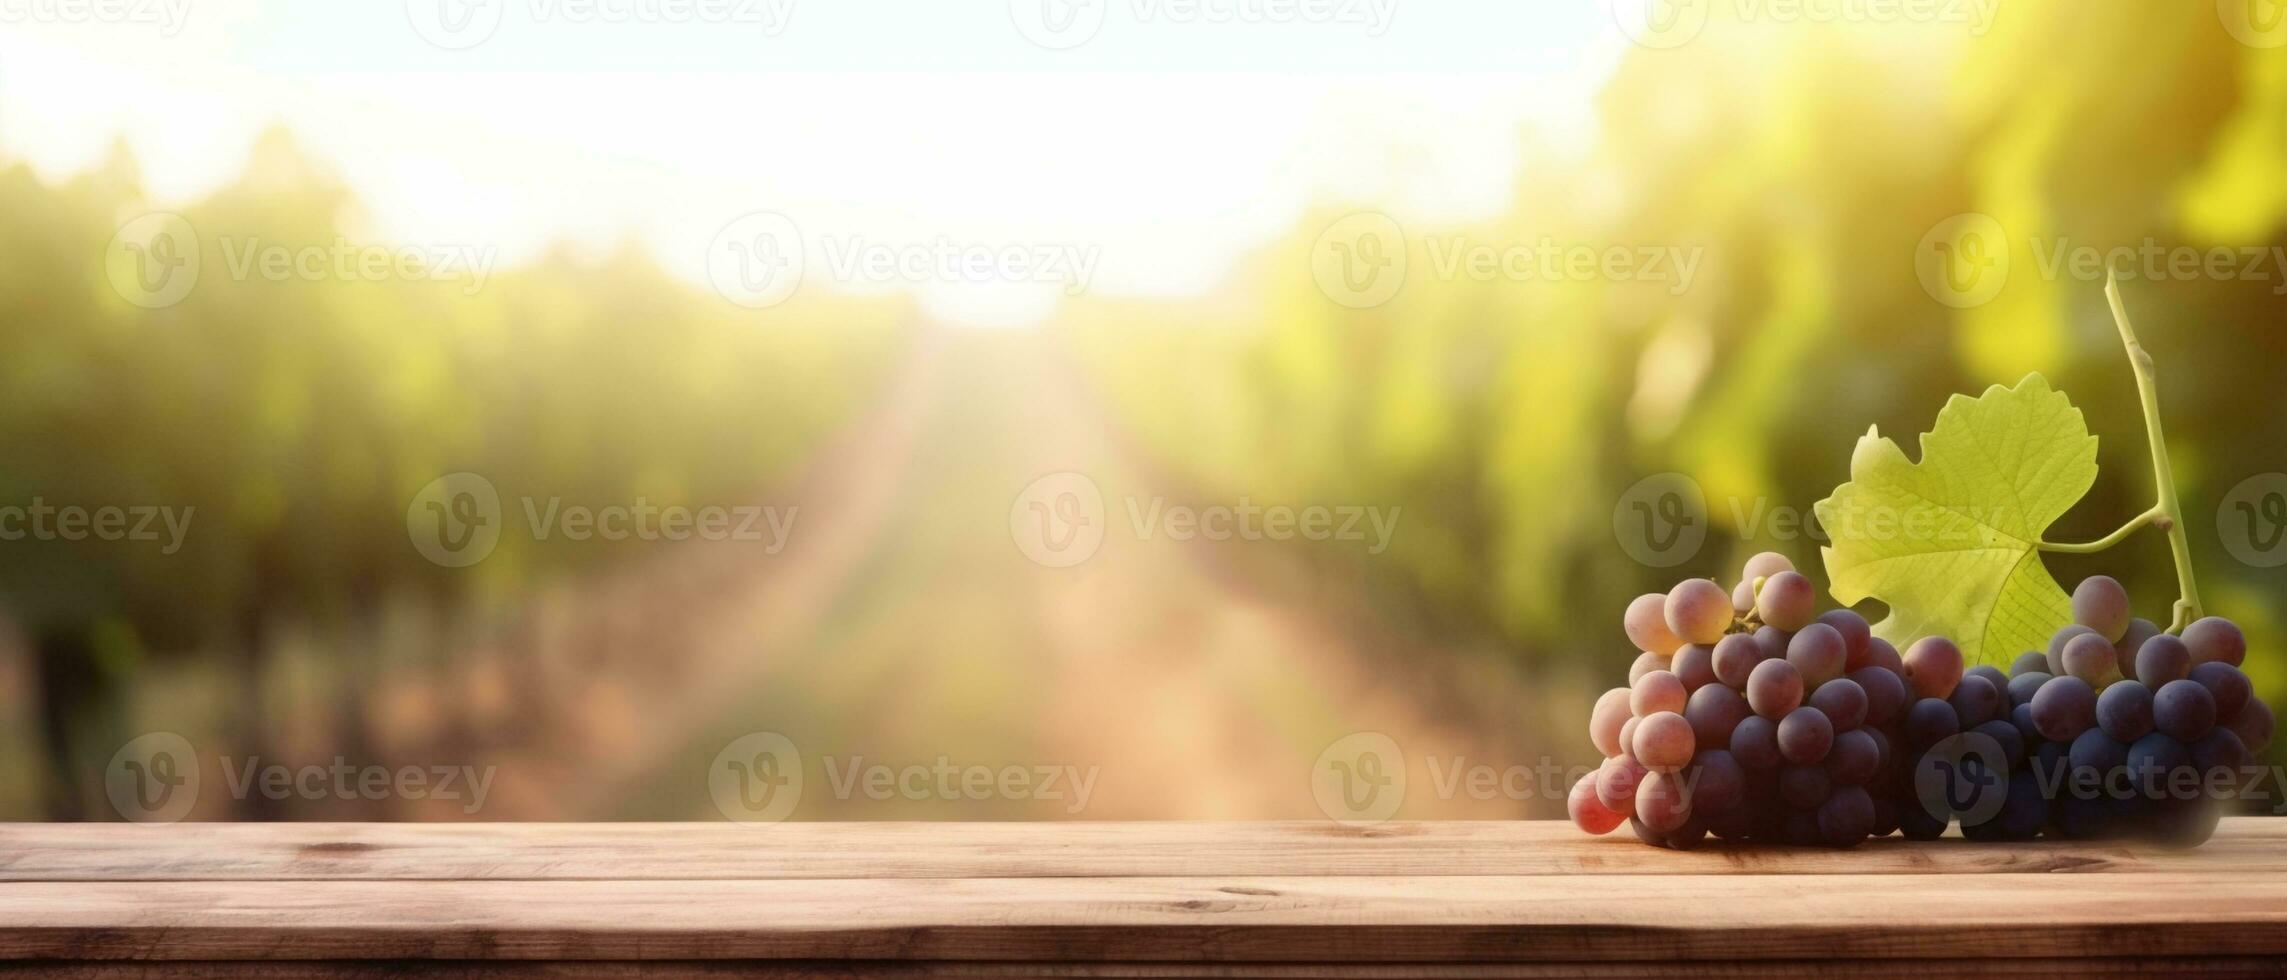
1814,374,2091,666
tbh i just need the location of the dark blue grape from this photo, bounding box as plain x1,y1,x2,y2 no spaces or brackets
1905,697,1961,748
2030,675,2097,742
2009,651,2049,678
1966,665,2010,695
2096,679,2155,742
1971,719,2025,770
2010,702,2042,743
2134,633,2192,688
2190,728,2251,794
2006,671,2050,707
2067,728,2128,800
2154,679,2218,742
1728,714,1781,770
2190,662,2253,721
2145,796,2222,848
2125,732,2192,800
1948,674,2003,728
1898,800,1948,840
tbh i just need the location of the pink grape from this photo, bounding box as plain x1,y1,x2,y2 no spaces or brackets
1664,579,1735,646
1903,636,1964,700
1787,623,1848,688
2182,617,2247,667
1624,593,1684,656
1570,772,1628,835
1589,687,1631,757
2070,575,2131,643
1596,753,1648,811
1632,670,1689,717
1747,658,1805,720
1635,770,1694,833
1741,551,1795,582
1629,650,1667,684
1632,711,1696,773
1755,571,1818,631
2060,632,2119,686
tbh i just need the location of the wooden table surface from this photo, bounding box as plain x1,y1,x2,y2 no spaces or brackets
3,819,2284,977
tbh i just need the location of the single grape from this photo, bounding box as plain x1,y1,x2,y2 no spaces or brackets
1817,609,1872,666
1570,772,1627,834
1865,637,1903,673
1752,625,1791,662
2060,632,2120,687
1862,726,1893,771
2125,731,2191,800
1629,650,1667,685
1966,665,2009,694
2181,617,2247,667
1825,729,1881,785
1905,697,1962,748
1685,682,1751,748
1665,579,1734,646
1787,623,1848,688
1777,706,1835,765
1779,763,1833,809
2030,675,2098,743
2134,633,2191,688
1632,711,1697,773
1671,643,1718,692
1850,666,1908,728
2116,618,2162,664
1618,715,1640,757
1663,819,1710,850
1746,658,1805,720
1731,578,1758,615
2095,679,2155,743
1590,687,1631,757
1903,636,1964,700
2189,662,2253,721
1947,674,2003,729
2071,575,2131,643
2009,651,2049,678
1596,753,1648,811
2047,624,2100,676
2006,670,2051,708
1635,770,1694,833
1711,634,1761,689
1625,592,1684,656
2067,727,2129,791
2153,679,2218,742
1972,718,2025,769
1689,749,1746,814
1631,669,1689,717
1728,714,1781,770
1754,571,1817,632
1741,551,1795,582
1809,678,1869,732
1989,770,2051,841
1898,799,1948,840
2226,697,2274,754
1817,785,1876,847
2146,797,2223,849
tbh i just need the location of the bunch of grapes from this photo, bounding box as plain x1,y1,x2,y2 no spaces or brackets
1977,576,2277,846
1568,552,1965,848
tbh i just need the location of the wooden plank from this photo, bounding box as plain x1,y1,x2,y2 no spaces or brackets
3,820,2282,881
3,873,2286,963
3,959,2285,978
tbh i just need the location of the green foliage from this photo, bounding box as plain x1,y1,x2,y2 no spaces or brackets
1814,375,2091,665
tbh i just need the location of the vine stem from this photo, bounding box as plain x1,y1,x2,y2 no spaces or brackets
2102,273,2203,632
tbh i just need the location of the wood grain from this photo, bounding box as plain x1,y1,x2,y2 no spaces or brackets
0,820,2281,974
4,820,2283,881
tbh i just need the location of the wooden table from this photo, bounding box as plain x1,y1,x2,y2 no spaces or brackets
2,820,2284,977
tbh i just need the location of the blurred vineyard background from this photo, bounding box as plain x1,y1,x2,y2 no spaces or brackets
3,3,2286,820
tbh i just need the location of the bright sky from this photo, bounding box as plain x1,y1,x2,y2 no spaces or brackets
0,0,1625,326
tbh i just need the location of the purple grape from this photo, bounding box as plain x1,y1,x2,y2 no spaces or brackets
1753,625,1790,663
1865,637,1903,673
2006,671,2051,708
2116,618,2162,664
2134,633,2192,688
2008,651,2049,678
1729,713,1781,770
1817,785,1876,846
2154,679,2218,742
2071,575,2131,643
1972,719,2025,769
1787,623,1848,688
2068,727,2128,791
1777,706,1834,765
2125,732,2191,800
1817,609,1872,668
1809,678,1869,732
1966,665,2010,694
2060,632,2121,686
2011,702,2041,743
1948,674,2004,728
1672,643,1719,691
1711,633,1761,689
2047,624,2100,676
2189,662,2252,721
2030,675,2098,742
2191,728,2251,784
1905,697,1961,748
1850,666,1907,728
1685,682,1751,748
1824,729,1881,785
2227,697,2275,754
1747,658,1805,720
2181,617,2246,667
2096,679,2155,743
1688,749,1746,814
